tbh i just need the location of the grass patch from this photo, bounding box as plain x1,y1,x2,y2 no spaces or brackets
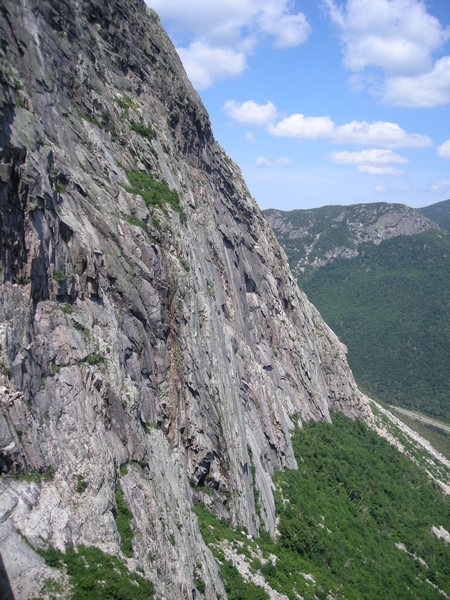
76,475,88,494
39,545,153,598
194,576,206,594
80,109,114,131
130,120,155,141
126,214,147,229
126,169,185,224
0,362,11,378
115,482,133,557
8,467,55,483
115,94,136,119
85,353,104,366
194,503,269,598
53,271,66,282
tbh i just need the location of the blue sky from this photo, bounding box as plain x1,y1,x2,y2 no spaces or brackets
146,0,450,210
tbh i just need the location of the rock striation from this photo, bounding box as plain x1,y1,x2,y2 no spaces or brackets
0,0,368,596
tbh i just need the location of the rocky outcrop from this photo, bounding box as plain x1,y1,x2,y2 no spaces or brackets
265,203,441,275
0,0,368,597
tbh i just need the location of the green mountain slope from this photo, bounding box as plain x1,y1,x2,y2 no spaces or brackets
196,413,450,600
420,199,450,232
265,205,450,419
301,232,450,418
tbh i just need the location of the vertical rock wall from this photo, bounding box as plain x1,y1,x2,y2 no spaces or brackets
0,0,369,596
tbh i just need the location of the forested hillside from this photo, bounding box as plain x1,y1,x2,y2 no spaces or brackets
420,199,450,232
265,205,450,419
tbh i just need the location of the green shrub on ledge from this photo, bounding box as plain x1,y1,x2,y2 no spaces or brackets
126,169,185,224
86,353,104,365
39,545,153,598
53,271,66,282
130,120,156,141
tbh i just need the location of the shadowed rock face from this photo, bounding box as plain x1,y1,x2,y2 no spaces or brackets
0,0,368,596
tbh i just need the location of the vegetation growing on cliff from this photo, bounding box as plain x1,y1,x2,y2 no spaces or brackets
39,545,153,598
126,169,185,224
115,482,134,557
196,414,450,599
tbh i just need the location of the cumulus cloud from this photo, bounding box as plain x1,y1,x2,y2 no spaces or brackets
259,11,311,48
146,0,311,88
437,139,450,159
256,156,292,167
333,120,431,148
268,114,335,139
224,98,432,148
223,100,277,126
384,56,450,107
329,148,407,176
178,43,247,89
324,0,448,74
324,0,450,107
329,149,408,165
357,165,404,176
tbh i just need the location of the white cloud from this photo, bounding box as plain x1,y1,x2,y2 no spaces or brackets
225,98,432,148
384,56,450,107
357,165,404,176
375,185,387,193
268,114,335,139
325,0,449,75
259,12,311,48
333,120,431,148
329,148,408,165
256,156,292,167
431,179,450,191
245,131,256,143
324,0,450,107
437,139,450,159
147,0,311,88
178,43,247,89
223,100,277,126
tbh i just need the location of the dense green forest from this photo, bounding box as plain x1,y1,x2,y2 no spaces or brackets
420,199,450,232
299,232,450,419
196,414,450,599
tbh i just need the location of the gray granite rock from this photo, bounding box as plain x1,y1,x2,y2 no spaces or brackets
0,0,370,597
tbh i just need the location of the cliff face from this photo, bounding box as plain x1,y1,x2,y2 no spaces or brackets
264,203,441,276
0,1,368,597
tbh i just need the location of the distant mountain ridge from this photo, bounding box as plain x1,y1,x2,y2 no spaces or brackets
419,199,450,232
264,202,441,277
264,202,450,419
